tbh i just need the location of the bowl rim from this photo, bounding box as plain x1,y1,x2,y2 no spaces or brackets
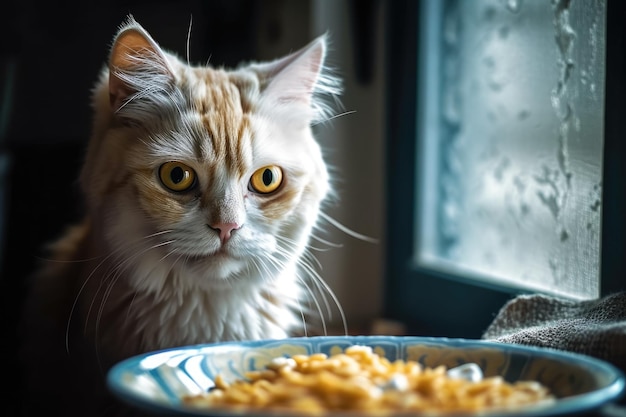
107,335,626,417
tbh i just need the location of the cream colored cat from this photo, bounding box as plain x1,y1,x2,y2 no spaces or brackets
19,16,343,416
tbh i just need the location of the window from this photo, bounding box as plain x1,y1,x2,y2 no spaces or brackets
384,0,626,338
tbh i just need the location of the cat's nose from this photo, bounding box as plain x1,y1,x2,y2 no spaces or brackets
209,222,241,244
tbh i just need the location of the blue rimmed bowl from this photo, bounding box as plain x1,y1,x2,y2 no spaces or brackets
107,335,625,416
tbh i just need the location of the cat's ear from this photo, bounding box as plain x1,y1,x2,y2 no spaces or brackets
108,16,175,113
252,34,342,125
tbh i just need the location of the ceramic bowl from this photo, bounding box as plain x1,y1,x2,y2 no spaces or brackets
107,335,625,416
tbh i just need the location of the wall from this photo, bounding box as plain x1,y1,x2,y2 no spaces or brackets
309,0,386,331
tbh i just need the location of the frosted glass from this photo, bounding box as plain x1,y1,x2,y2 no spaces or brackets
416,0,606,299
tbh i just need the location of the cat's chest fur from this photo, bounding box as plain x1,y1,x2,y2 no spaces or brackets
87,255,300,352
56,220,304,361
86,277,297,358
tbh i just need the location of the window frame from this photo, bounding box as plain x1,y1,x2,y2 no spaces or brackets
383,0,626,338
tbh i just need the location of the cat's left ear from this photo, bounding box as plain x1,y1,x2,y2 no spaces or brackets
252,34,341,124
108,16,175,112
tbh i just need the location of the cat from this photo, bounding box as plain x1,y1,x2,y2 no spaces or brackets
19,15,344,417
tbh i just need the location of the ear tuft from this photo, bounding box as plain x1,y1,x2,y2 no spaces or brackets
253,34,343,125
108,16,175,114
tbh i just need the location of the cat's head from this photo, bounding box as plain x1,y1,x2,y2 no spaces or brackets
80,16,342,293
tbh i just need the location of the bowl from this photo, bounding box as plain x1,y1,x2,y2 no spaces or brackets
107,335,625,416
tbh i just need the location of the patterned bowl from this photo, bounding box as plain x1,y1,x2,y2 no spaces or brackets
107,335,625,416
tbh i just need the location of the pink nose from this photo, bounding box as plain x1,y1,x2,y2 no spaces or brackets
209,222,241,244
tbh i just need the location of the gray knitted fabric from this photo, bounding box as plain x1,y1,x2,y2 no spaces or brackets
482,291,626,373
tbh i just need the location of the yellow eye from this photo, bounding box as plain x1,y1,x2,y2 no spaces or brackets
249,166,283,194
159,161,197,192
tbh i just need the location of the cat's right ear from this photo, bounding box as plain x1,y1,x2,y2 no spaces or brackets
108,16,175,113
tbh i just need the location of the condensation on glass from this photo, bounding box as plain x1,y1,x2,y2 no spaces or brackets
415,0,606,299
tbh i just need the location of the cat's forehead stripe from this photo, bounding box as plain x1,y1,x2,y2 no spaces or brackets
199,112,250,174
186,70,252,177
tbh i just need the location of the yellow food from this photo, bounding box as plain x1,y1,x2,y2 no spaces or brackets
182,345,554,415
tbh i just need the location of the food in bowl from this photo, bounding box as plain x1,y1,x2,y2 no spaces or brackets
182,345,555,415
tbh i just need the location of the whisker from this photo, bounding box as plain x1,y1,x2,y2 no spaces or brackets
296,272,327,336
298,301,309,337
318,211,379,244
66,250,119,353
311,110,356,127
186,14,193,65
35,253,104,264
67,230,173,354
301,247,325,273
273,235,346,335
249,252,277,281
92,237,180,370
156,241,178,263
295,254,333,319
275,235,323,274
325,110,356,122
90,238,175,334
92,239,173,358
309,233,344,250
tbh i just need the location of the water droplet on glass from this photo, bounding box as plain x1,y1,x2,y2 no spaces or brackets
505,0,522,13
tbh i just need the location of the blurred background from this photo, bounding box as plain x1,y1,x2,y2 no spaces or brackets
1,1,625,415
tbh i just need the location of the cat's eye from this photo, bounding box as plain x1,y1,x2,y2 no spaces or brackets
249,166,283,194
159,161,197,192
